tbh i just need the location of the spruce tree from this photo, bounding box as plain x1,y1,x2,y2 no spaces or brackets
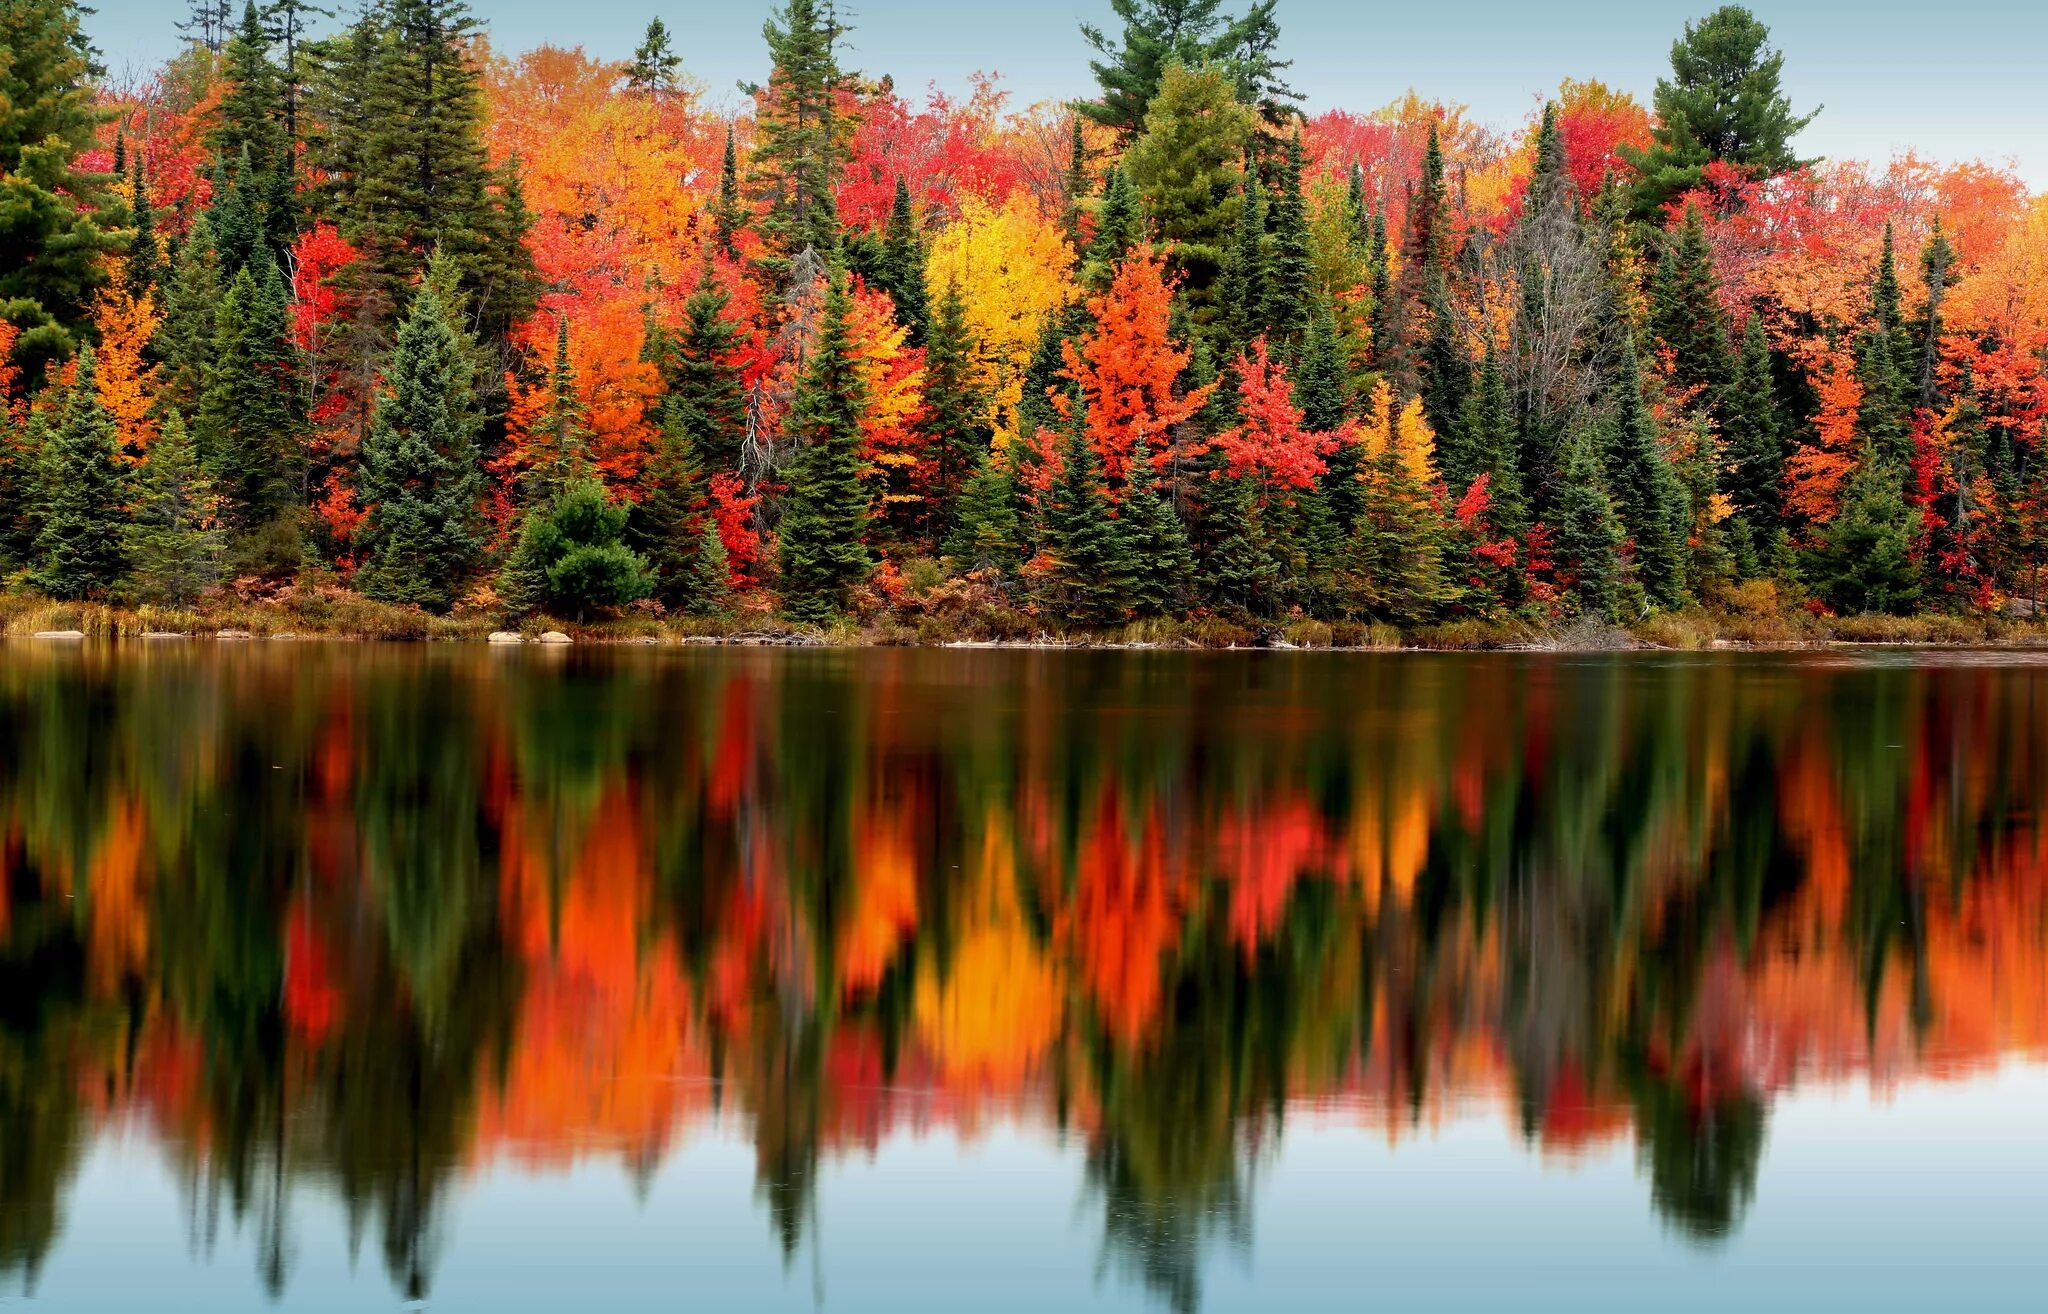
712,124,743,256
0,409,38,569
124,412,224,605
353,285,486,612
1345,453,1454,627
1649,201,1733,399
1261,132,1314,346
944,441,1023,576
499,477,650,620
1813,456,1921,615
125,156,163,299
1603,338,1689,608
525,316,590,506
1121,430,1195,615
666,271,751,471
1297,305,1362,532
921,283,990,531
877,177,929,342
1551,433,1625,620
1122,62,1255,330
1722,313,1785,540
626,18,683,94
1078,0,1297,139
1914,220,1956,409
0,0,125,376
262,0,332,150
1082,166,1142,291
210,3,288,175
1039,405,1133,628
1854,313,1912,471
1062,113,1090,252
30,348,130,600
155,214,223,408
1218,175,1269,348
747,0,845,271
1461,350,1527,536
195,254,304,531
628,399,713,612
1204,468,1276,617
778,276,873,622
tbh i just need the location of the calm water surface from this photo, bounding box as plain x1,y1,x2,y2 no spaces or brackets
1,643,2043,1311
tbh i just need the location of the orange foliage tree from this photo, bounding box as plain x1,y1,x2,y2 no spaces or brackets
1055,248,1210,489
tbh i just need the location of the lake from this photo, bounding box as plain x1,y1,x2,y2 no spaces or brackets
0,643,2043,1312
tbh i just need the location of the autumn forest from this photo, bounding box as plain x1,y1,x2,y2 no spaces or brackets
3,0,2047,641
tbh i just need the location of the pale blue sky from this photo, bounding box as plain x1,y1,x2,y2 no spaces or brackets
88,2,2048,185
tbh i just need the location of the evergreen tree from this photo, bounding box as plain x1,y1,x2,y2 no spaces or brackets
1854,311,1912,471
353,285,486,612
262,0,332,149
210,3,287,175
178,0,236,52
524,316,591,506
944,441,1023,576
711,123,744,256
1602,338,1689,608
0,409,38,568
1418,290,1469,446
1914,219,1957,409
628,399,714,612
666,271,751,472
1122,62,1255,330
194,255,304,531
30,348,129,599
1121,430,1195,615
1293,303,1346,430
124,412,224,605
1627,5,1817,218
499,477,651,620
1039,403,1134,627
125,156,163,298
1345,454,1454,627
1261,132,1314,345
209,154,262,278
1079,0,1293,139
921,283,990,530
877,176,930,342
626,18,683,94
1217,175,1268,347
1459,350,1527,536
1203,468,1276,616
1722,313,1786,539
1649,202,1733,399
778,276,873,622
747,0,845,271
1813,456,1921,615
0,0,125,376
1551,433,1625,620
155,215,223,408
1062,113,1091,252
1082,166,1143,291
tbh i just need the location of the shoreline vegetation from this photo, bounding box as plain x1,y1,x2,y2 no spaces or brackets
6,586,2046,651
5,3,2048,649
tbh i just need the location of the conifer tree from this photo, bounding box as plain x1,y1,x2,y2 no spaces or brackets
30,349,130,599
1062,114,1090,251
712,124,744,257
1040,402,1134,627
1722,313,1785,541
1218,175,1269,348
1293,303,1346,430
748,0,846,270
1914,220,1956,410
195,254,304,531
353,285,486,612
124,412,224,605
1649,202,1733,399
524,316,591,506
1344,449,1454,627
155,215,223,408
1082,167,1142,291
0,0,125,376
877,177,930,342
1122,62,1255,329
1459,350,1527,536
626,18,683,94
667,272,751,472
1121,430,1195,615
263,0,332,149
1813,456,1921,615
1854,312,1912,471
1602,338,1688,607
500,476,650,620
210,4,288,175
1262,133,1314,345
1551,433,1625,620
629,399,715,611
1203,467,1276,616
0,410,38,569
944,440,1023,576
921,283,990,529
1079,0,1295,139
778,276,873,622
126,156,163,299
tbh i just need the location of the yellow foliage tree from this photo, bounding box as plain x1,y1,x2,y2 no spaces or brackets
89,273,162,460
924,193,1076,444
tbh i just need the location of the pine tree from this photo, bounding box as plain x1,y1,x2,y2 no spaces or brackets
1040,402,1134,627
0,409,38,569
353,285,486,612
155,214,222,408
1914,219,1957,410
499,477,650,620
1262,132,1314,345
1079,0,1296,138
1551,433,1625,620
0,0,125,377
747,0,845,271
1122,62,1255,330
944,441,1023,575
877,177,930,342
1120,430,1195,615
525,316,590,506
628,399,714,611
921,283,990,530
1722,313,1785,539
194,254,304,531
1854,312,1912,471
126,156,163,299
1293,303,1346,430
1345,451,1454,627
262,0,332,150
1218,174,1269,348
210,3,288,176
1813,456,1921,615
1203,467,1276,616
711,124,744,256
30,348,130,599
1602,339,1689,608
666,271,751,472
778,276,873,622
1062,113,1091,252
124,412,224,605
179,0,236,52
1082,166,1142,291
1460,350,1527,536
626,18,683,94
1649,201,1733,399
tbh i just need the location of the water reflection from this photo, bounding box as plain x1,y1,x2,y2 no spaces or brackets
0,645,2043,1309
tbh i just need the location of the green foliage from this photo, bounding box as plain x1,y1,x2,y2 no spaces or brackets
1261,133,1314,345
1650,203,1733,398
1121,431,1196,615
524,316,590,507
1812,457,1921,616
877,176,930,342
210,3,288,175
1628,5,1817,218
500,477,651,620
195,255,305,531
30,349,130,600
747,0,846,270
1459,350,1527,537
1344,457,1454,627
626,17,683,94
628,400,714,612
922,283,991,529
123,412,224,606
1123,63,1254,328
1082,167,1143,292
778,276,873,622
1079,0,1293,138
353,286,485,612
665,270,751,473
1602,339,1689,608
1551,433,1626,620
1041,410,1134,627
1202,467,1276,616
1722,313,1786,539
944,440,1023,576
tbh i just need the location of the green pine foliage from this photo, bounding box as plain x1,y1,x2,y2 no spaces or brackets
666,271,752,473
30,348,130,600
1120,431,1196,615
1040,405,1134,627
1813,456,1921,616
712,124,744,256
921,283,991,530
1202,468,1276,617
1079,0,1294,138
1261,133,1314,345
1459,350,1527,537
500,477,651,620
1551,433,1626,620
353,286,486,612
747,0,845,269
194,254,304,531
123,412,224,606
878,176,930,342
1082,166,1143,291
777,276,874,623
1722,313,1786,540
628,399,714,612
1344,455,1454,627
1649,202,1733,399
525,316,591,506
626,17,683,94
209,3,288,176
1217,175,1268,348
944,441,1023,576
1602,338,1689,608
1122,62,1255,330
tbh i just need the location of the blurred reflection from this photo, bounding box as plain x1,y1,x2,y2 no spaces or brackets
0,645,2043,1308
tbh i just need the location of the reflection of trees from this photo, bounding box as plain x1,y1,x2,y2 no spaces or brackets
0,648,2042,1308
